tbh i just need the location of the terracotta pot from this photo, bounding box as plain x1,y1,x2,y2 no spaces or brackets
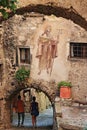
60,86,71,98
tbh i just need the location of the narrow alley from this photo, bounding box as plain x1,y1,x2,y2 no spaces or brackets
7,107,53,130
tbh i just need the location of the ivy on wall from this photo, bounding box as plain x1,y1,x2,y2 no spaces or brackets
0,0,17,18
15,67,30,82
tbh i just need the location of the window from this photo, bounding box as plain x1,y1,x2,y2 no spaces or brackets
17,47,31,65
20,48,30,64
70,42,87,58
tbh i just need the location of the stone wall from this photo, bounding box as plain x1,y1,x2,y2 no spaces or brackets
0,5,87,129
0,0,86,129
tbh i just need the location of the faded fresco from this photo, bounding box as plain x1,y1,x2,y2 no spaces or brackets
36,25,59,75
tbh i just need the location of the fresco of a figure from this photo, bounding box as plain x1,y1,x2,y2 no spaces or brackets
36,25,59,75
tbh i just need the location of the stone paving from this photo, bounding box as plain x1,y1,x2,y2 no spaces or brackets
60,105,87,129
4,103,87,130
6,126,52,130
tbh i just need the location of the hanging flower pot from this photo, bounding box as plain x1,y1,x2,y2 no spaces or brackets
58,81,72,98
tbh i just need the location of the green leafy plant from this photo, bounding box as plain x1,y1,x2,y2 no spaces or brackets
58,81,72,90
15,67,30,82
84,128,87,130
84,124,87,130
0,0,18,18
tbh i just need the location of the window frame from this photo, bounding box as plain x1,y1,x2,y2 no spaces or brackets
70,42,87,59
17,46,31,66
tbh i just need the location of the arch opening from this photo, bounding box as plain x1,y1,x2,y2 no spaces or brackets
4,79,56,129
11,87,53,128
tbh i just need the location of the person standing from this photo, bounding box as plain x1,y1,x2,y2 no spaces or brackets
16,95,25,127
30,96,39,128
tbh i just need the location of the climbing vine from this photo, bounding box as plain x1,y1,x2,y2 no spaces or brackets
0,0,17,18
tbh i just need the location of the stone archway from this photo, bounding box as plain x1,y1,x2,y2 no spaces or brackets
5,78,57,103
1,4,87,31
1,2,87,130
1,78,57,129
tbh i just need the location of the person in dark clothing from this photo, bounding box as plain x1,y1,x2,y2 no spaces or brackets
30,96,39,128
16,95,25,127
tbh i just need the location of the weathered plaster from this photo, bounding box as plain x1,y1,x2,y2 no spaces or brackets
0,13,87,129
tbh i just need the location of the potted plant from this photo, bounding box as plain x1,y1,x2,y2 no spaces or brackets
15,67,30,82
58,81,72,98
